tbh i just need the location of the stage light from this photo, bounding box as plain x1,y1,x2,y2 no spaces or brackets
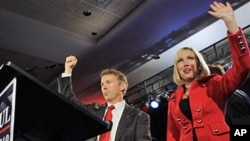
150,101,159,108
149,98,160,109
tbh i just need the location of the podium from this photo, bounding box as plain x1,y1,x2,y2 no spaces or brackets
0,61,111,141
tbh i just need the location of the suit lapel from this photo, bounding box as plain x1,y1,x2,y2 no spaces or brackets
114,104,131,141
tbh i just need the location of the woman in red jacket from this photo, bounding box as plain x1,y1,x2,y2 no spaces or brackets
167,1,250,141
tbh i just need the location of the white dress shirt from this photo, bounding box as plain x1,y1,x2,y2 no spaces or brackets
98,100,125,141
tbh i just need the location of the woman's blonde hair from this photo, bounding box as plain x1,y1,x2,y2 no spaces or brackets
208,64,225,76
173,47,210,85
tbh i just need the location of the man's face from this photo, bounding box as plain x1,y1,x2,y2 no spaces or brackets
101,74,124,103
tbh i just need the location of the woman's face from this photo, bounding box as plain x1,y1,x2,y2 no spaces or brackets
176,50,198,82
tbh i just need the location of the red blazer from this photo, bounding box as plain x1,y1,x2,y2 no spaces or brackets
167,28,250,141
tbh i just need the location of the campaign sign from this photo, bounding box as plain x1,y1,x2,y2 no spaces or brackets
0,78,17,141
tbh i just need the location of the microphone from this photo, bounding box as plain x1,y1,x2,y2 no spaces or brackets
25,63,63,72
46,64,62,70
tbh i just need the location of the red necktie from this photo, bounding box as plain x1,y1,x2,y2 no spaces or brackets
99,105,115,141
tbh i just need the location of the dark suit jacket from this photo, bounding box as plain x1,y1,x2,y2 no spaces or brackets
57,77,152,141
225,89,250,125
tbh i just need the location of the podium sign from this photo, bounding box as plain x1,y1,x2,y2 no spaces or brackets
0,78,16,141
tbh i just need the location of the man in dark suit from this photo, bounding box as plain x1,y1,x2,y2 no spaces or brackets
57,55,152,141
225,77,250,125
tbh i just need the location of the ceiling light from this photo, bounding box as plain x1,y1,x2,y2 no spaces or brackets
91,32,97,36
83,10,92,16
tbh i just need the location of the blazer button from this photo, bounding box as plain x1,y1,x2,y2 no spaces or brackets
197,119,202,123
213,129,219,133
237,36,242,40
241,46,246,52
196,108,201,112
176,118,181,121
200,83,206,87
183,126,188,130
237,36,246,53
239,41,243,45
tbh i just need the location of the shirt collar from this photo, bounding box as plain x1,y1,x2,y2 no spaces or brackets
107,100,125,109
